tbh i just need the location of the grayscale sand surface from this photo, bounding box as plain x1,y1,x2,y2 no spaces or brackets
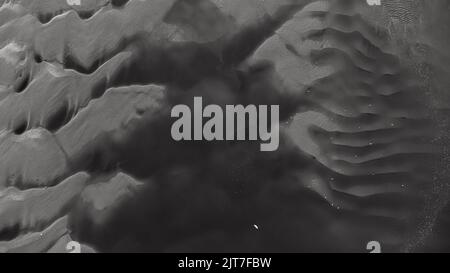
1,0,450,253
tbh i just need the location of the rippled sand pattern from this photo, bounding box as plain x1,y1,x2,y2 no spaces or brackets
0,0,450,252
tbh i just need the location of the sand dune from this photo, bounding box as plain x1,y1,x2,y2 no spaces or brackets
0,0,450,252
